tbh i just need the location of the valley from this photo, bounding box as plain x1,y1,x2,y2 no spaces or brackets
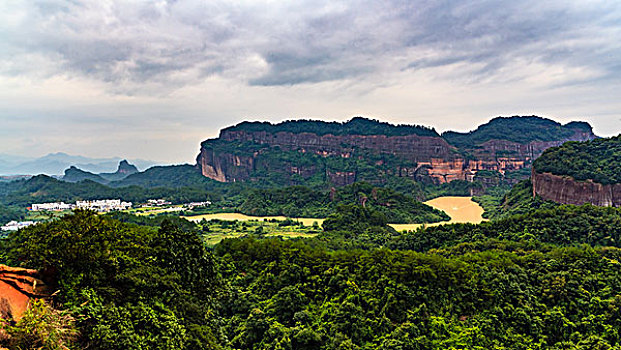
183,196,485,244
0,116,619,350
3,2,620,348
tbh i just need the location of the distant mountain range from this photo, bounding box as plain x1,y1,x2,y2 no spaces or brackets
0,152,159,176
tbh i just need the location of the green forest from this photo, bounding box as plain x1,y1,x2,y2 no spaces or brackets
223,117,439,137
442,116,592,148
534,135,621,185
0,174,477,224
238,182,450,224
2,200,621,349
1,122,619,349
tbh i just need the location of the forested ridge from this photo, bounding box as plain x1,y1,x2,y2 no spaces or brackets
222,117,440,137
534,135,621,185
2,200,621,349
442,116,591,148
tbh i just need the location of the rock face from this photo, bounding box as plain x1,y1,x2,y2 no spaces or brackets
115,160,139,175
532,171,621,207
220,129,455,162
197,117,596,186
0,265,50,321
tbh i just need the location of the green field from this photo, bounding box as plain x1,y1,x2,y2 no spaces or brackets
197,218,319,245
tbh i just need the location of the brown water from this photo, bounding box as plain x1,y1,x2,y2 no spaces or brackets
183,196,484,231
389,196,485,231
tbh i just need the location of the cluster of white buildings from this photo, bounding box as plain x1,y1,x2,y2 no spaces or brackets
141,199,211,209
31,199,132,212
31,202,73,211
144,199,172,207
30,199,210,214
184,201,211,209
1,221,36,231
76,199,133,212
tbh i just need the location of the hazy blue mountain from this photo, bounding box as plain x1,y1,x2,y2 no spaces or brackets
0,152,158,175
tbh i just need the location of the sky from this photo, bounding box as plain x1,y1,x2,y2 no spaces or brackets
1,0,620,164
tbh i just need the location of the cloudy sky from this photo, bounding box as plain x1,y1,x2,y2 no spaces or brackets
1,0,620,163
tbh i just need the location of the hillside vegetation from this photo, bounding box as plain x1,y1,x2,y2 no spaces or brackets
443,116,591,147
534,135,621,185
474,180,558,220
224,116,439,137
2,203,621,349
238,182,450,224
0,175,215,207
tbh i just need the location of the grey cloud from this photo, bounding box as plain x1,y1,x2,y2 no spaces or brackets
1,0,620,90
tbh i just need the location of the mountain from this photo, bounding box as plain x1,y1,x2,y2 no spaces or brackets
110,164,210,188
0,174,214,208
442,116,593,148
99,160,139,182
532,135,621,206
0,152,158,176
63,160,140,184
62,166,108,184
0,153,34,170
196,116,596,187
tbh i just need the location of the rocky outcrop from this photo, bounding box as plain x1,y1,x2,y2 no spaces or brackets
532,170,621,207
220,130,454,163
0,265,50,321
197,118,596,185
114,160,138,176
197,147,256,182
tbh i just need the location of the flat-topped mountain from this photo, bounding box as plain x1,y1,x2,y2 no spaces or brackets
197,116,596,186
532,135,621,207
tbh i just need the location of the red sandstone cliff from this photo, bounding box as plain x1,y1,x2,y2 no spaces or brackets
0,265,50,321
196,121,596,185
532,170,621,207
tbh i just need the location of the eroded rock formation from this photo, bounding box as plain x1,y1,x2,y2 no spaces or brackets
0,265,50,321
532,170,621,207
196,118,596,185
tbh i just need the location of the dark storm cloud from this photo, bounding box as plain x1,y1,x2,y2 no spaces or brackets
1,0,620,89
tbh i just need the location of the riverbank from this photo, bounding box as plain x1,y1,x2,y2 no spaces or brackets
184,196,485,231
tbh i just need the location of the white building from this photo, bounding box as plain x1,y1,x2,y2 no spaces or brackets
75,199,132,212
184,201,212,209
147,199,172,206
1,221,36,231
31,202,73,211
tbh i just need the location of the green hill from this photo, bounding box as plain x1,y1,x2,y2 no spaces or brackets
111,164,211,188
224,116,439,137
62,166,108,184
534,134,621,185
442,115,592,147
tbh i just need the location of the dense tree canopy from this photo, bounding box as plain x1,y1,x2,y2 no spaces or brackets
239,182,450,224
534,135,621,185
2,184,621,349
443,116,591,147
222,117,439,137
